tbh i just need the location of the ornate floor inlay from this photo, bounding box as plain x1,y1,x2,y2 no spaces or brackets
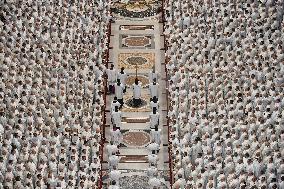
119,25,154,30
118,53,155,71
120,34,155,49
125,75,149,88
111,0,162,20
122,130,151,147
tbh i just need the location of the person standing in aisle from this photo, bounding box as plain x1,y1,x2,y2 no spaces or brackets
149,107,160,129
147,139,160,154
106,64,117,94
150,96,159,112
117,67,127,93
149,68,159,83
149,78,159,101
148,150,159,166
132,78,142,107
147,163,158,178
150,125,161,145
109,166,121,186
110,125,123,146
111,97,121,112
111,106,122,129
106,141,119,157
115,80,124,108
108,153,121,171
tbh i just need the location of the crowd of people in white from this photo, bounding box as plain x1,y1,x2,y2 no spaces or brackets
0,0,111,188
1,0,284,188
164,0,284,188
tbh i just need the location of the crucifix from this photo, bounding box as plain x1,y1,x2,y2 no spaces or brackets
135,63,138,79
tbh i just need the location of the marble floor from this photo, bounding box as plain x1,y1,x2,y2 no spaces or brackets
103,1,170,188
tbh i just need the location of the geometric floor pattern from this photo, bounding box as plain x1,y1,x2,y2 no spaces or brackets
118,52,155,71
104,1,171,188
122,130,151,147
120,34,155,49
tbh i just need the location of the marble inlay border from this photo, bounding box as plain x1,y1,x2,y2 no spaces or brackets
118,52,155,71
119,34,155,49
121,129,151,148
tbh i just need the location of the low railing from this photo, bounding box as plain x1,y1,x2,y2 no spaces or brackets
161,1,173,188
99,20,112,189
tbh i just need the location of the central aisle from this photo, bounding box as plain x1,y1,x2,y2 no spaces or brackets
102,12,171,189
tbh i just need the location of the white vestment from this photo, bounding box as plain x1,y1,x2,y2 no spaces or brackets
149,113,160,128
149,83,159,98
150,129,161,144
117,72,127,86
115,84,124,99
111,129,123,145
133,83,142,99
107,69,117,85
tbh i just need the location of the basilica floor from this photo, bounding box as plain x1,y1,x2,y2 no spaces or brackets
102,1,171,188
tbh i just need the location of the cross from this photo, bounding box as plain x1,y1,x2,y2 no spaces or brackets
136,63,138,79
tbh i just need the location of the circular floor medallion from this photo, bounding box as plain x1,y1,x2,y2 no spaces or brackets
125,98,147,108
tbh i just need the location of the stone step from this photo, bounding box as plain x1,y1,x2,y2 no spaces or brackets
121,123,149,130
119,148,149,155
122,117,150,123
120,155,148,163
118,163,149,170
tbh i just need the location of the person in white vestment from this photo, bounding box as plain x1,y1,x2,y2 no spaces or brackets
117,67,127,93
148,151,159,166
147,164,158,178
111,106,122,128
106,141,119,157
149,79,159,101
150,96,159,111
107,64,117,94
109,167,121,186
147,140,160,154
110,126,123,146
132,78,142,107
149,69,159,83
150,126,161,145
111,97,121,112
108,153,121,170
149,108,160,129
173,174,186,189
115,80,124,108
